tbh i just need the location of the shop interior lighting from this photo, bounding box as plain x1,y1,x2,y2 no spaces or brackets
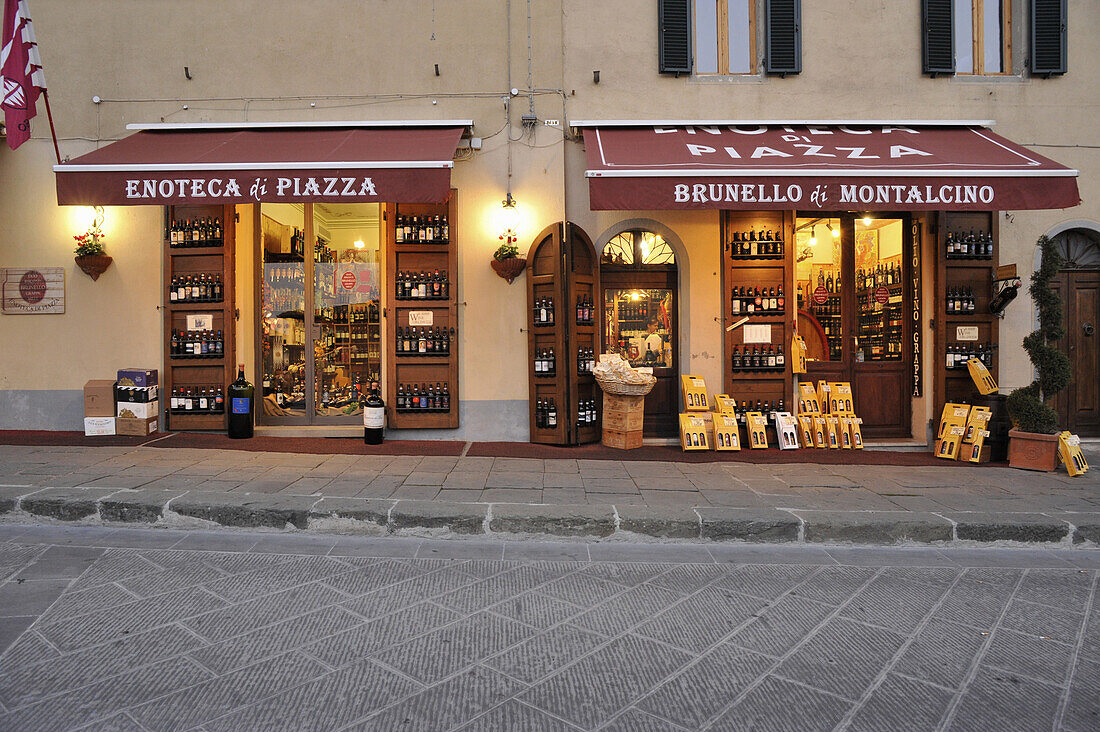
353,240,365,249
831,226,840,238
862,216,873,226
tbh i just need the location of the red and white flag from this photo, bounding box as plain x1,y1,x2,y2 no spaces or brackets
1,0,46,150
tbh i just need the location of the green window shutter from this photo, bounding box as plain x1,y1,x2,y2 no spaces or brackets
1031,0,1067,75
765,0,801,75
658,0,692,75
922,0,954,76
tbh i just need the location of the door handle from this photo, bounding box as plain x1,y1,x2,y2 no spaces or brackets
1084,322,1095,337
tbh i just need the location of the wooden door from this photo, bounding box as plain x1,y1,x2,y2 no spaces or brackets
601,268,679,437
1052,270,1100,436
527,222,601,445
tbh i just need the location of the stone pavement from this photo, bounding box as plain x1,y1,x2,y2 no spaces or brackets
0,524,1097,731
0,443,1098,544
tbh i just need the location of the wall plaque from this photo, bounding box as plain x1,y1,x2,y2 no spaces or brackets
1,267,65,314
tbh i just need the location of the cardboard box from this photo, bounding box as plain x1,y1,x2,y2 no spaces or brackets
603,407,644,432
115,385,159,403
812,416,828,448
680,375,710,411
824,415,841,448
935,425,964,460
791,334,808,374
116,400,159,420
712,394,738,414
83,380,116,417
849,417,864,449
797,415,816,447
679,413,711,450
602,428,643,450
83,416,116,436
967,358,998,395
1058,432,1090,476
746,412,769,449
775,412,800,450
829,382,854,415
713,414,741,450
117,368,158,388
798,383,821,414
838,417,854,449
602,393,645,413
962,407,992,444
116,415,158,436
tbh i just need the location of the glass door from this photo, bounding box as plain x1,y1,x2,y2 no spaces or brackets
259,203,383,425
796,213,913,437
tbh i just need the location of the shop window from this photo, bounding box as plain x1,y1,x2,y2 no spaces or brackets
601,230,676,268
795,217,843,362
605,289,675,366
923,0,1012,75
1051,229,1100,269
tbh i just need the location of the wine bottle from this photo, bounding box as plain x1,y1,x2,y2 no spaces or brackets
363,386,385,444
227,364,254,439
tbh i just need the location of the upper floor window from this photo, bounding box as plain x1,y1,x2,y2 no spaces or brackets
925,0,1067,77
659,0,799,76
954,0,1010,74
694,0,755,75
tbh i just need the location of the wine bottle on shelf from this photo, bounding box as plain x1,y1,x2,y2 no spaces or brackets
227,364,254,439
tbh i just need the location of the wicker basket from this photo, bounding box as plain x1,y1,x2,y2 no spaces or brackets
595,372,656,397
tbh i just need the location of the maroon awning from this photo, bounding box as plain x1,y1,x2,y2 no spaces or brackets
580,123,1080,211
54,122,469,205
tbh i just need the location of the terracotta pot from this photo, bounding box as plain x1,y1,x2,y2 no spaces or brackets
1007,429,1060,472
75,254,113,281
491,257,526,284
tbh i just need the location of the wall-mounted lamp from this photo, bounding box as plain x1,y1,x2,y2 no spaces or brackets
73,205,112,280
499,193,520,245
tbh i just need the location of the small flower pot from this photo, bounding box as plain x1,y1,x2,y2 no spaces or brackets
491,257,527,284
75,254,112,281
1007,429,1060,472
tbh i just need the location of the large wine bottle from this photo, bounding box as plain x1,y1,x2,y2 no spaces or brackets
363,387,385,444
227,364,254,439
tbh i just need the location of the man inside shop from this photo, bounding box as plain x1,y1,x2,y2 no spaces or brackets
643,318,666,366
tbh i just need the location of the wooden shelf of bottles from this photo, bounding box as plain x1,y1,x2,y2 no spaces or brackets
721,211,795,405
384,193,459,429
934,211,1000,416
855,263,906,362
163,205,236,431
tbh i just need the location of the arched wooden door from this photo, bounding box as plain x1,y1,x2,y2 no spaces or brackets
1049,229,1100,436
599,230,679,438
526,222,601,445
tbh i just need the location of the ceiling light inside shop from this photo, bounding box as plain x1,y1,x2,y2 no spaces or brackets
831,226,840,238
863,216,873,226
353,240,365,249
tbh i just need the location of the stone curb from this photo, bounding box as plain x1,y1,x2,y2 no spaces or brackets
0,487,1096,546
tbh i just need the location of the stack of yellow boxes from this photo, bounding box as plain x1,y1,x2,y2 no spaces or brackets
679,375,711,450
935,403,971,460
961,406,993,462
712,394,741,451
797,383,826,448
1058,432,1090,476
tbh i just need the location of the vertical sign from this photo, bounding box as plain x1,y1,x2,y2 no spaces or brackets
911,221,922,397
1,267,65,314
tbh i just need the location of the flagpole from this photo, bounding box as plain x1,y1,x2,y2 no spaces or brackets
40,88,60,164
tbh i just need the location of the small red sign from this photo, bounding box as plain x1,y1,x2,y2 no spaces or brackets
340,271,357,291
874,286,890,304
812,285,829,305
19,270,46,304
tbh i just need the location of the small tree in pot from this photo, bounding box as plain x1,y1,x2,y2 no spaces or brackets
1005,236,1071,470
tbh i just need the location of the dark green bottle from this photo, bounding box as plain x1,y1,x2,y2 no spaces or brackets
227,364,254,439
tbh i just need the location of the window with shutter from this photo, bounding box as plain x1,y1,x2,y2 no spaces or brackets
925,1,1013,76
659,0,693,75
1031,0,1067,75
694,0,756,75
764,0,800,75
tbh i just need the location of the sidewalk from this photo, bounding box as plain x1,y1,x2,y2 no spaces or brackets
0,441,1097,545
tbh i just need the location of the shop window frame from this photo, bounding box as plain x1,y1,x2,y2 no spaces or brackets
692,0,758,76
923,0,1015,76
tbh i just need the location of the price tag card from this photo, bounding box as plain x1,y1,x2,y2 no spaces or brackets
956,326,979,341
408,310,434,326
186,314,214,331
743,324,772,344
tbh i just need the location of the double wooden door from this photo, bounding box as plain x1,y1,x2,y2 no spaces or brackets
1052,270,1100,436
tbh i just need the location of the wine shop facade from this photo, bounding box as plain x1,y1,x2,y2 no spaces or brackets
1,0,1097,443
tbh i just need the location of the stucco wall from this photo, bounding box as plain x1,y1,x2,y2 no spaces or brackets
1,0,1097,435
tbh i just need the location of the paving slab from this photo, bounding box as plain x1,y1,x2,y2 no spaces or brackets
20,487,119,521
167,492,317,529
945,511,1072,543
616,505,700,539
697,507,801,542
99,489,188,523
488,503,615,538
798,510,955,544
389,500,487,535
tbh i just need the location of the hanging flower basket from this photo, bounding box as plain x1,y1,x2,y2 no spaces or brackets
75,254,113,281
491,257,527,284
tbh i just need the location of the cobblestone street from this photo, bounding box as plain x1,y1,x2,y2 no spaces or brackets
0,524,1097,731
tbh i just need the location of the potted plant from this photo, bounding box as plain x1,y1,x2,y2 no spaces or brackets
490,242,526,284
1005,236,1071,471
73,222,112,281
